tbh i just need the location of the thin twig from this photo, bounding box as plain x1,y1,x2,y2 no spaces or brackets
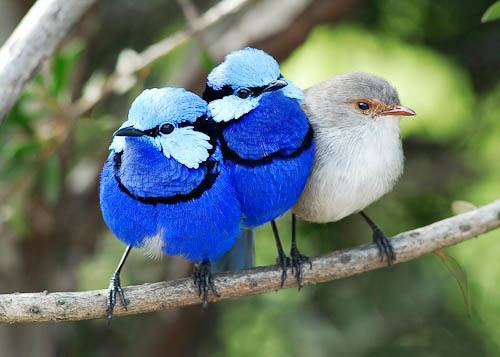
0,200,499,324
177,0,211,50
0,0,97,122
75,0,250,116
177,0,201,27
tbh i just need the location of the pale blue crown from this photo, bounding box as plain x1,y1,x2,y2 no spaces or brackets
110,87,212,169
126,87,206,130
207,48,304,122
207,48,280,90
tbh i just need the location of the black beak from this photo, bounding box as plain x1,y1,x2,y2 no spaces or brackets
114,126,145,137
263,79,288,93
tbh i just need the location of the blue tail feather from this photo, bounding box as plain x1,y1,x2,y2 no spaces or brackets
213,227,255,272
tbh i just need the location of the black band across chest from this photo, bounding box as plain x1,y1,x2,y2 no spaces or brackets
113,152,220,205
219,123,314,167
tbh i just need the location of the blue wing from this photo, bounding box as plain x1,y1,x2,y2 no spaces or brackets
222,92,310,160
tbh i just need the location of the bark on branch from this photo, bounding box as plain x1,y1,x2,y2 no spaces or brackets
1,200,499,324
0,0,97,122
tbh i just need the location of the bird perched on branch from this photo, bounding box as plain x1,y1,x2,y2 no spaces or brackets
99,87,242,319
203,48,315,284
294,72,416,266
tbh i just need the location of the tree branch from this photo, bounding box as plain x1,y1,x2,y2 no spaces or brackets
75,0,250,116
0,200,499,324
0,0,97,122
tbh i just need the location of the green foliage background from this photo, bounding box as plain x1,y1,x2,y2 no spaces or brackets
0,0,499,356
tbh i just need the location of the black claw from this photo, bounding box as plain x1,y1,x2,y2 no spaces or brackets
373,228,396,266
106,274,128,322
290,247,312,290
193,261,219,307
276,252,290,288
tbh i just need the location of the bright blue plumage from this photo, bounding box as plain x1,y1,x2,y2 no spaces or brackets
204,48,314,227
100,88,242,317
100,143,240,262
204,48,314,279
207,47,281,90
220,91,314,226
100,88,241,261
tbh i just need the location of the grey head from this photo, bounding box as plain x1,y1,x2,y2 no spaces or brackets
303,72,415,129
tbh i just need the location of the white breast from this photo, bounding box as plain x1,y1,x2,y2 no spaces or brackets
294,117,403,223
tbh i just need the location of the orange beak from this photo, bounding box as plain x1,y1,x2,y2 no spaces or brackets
383,105,416,116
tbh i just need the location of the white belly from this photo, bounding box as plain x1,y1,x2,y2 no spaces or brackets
141,230,165,260
294,119,403,223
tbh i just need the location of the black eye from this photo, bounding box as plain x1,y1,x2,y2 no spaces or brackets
160,123,174,134
357,101,370,111
235,88,252,99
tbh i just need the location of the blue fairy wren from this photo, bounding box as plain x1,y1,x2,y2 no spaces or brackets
294,72,416,265
203,48,315,286
99,87,242,319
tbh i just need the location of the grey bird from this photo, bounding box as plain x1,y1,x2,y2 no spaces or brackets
291,72,415,284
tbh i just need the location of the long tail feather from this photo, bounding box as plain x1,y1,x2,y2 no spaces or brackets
213,227,255,272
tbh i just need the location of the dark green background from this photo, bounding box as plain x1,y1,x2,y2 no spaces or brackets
0,0,499,356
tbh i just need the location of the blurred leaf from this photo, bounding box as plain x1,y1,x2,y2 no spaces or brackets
451,200,478,215
147,40,192,87
461,84,500,204
115,48,141,75
51,40,84,98
481,1,500,22
1,141,42,179
376,0,430,40
113,49,141,94
199,49,216,73
4,97,36,135
81,72,107,105
42,155,61,205
435,250,471,316
112,74,137,95
9,202,30,237
282,24,475,141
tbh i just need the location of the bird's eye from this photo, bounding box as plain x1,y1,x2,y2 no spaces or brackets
235,88,252,99
357,101,370,111
160,123,175,135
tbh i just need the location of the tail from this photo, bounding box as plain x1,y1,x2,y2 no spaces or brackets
214,227,255,272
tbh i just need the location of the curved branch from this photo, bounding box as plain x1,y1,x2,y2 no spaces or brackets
1,200,499,324
0,0,97,122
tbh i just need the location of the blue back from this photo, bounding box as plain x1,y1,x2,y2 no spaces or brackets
203,48,315,227
222,91,310,159
222,92,314,227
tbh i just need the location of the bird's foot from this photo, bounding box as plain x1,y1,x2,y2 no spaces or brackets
106,273,128,322
373,228,396,266
193,261,219,307
275,252,291,288
290,246,312,290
